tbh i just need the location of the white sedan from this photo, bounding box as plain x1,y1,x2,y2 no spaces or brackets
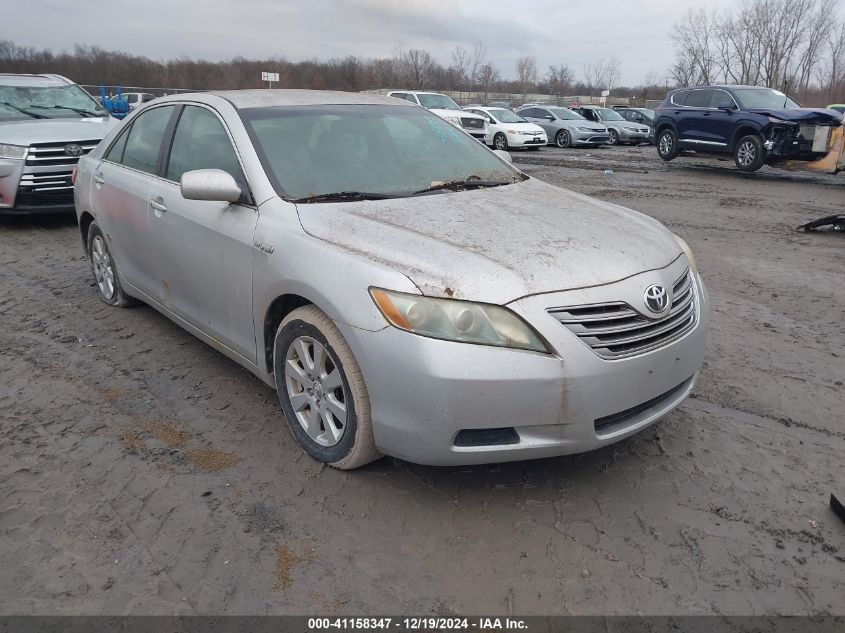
464,106,547,150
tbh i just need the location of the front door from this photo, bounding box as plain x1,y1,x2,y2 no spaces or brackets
146,105,259,362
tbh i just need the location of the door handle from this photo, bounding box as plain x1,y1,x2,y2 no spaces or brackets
149,199,167,213
94,173,105,184
703,112,712,116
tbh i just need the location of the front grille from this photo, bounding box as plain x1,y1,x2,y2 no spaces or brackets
454,427,520,447
460,117,485,130
25,140,99,168
594,377,692,434
18,171,74,193
549,269,697,359
12,189,75,208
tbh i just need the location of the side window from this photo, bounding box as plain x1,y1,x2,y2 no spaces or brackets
671,90,690,106
684,90,713,108
142,94,155,103
405,94,420,104
121,106,175,174
105,127,130,163
390,92,406,100
709,90,733,108
537,109,552,119
165,106,245,189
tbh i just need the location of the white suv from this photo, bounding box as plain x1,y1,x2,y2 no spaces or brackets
388,91,487,140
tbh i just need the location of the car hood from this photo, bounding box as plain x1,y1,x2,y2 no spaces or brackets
501,122,545,133
749,108,842,124
0,117,119,144
296,178,681,304
430,108,484,120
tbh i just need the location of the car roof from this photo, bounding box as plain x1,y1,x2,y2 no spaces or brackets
154,89,411,109
0,73,73,87
388,90,445,96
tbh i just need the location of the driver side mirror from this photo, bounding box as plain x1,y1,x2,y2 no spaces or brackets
180,169,241,203
717,100,734,111
544,115,554,121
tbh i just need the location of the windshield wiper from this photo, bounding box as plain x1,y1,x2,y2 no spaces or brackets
0,101,47,119
410,177,516,196
291,191,399,203
47,105,107,117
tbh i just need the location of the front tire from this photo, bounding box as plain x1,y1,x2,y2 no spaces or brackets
733,135,766,172
273,305,380,470
493,133,508,151
555,129,571,148
656,128,679,161
608,129,620,145
86,222,136,307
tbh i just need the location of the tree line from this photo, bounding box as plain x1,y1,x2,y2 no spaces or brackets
671,0,844,105
0,39,664,102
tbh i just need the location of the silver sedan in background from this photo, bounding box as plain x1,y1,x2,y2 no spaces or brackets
516,104,610,147
74,90,708,468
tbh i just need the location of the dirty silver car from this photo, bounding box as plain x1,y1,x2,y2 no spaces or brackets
74,90,708,468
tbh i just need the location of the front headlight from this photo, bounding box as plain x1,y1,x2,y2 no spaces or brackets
576,126,592,131
443,115,461,126
0,143,26,159
672,234,697,272
370,288,550,353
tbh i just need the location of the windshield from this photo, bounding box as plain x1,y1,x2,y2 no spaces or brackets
593,107,624,121
241,105,524,201
489,109,525,123
732,88,800,109
0,83,107,121
417,93,461,111
548,107,585,121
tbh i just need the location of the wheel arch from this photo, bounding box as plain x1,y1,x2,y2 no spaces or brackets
730,124,763,152
79,211,95,254
263,293,314,374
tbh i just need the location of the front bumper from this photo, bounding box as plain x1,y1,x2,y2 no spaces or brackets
506,133,547,147
571,130,610,145
619,128,650,142
338,261,709,466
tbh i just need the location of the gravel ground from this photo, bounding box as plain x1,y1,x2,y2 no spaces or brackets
0,145,843,616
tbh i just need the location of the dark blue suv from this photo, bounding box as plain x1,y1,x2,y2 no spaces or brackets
653,85,842,172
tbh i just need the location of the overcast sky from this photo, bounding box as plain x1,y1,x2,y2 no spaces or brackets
3,0,737,86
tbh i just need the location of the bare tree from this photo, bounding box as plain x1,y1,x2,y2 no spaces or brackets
468,42,488,89
476,62,500,98
583,58,621,95
515,55,538,98
401,49,436,89
544,64,575,95
450,45,470,87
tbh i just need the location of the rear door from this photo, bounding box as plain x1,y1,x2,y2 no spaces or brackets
90,104,178,295
676,89,713,144
145,104,259,362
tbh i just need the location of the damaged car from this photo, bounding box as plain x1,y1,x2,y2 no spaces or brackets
74,90,708,469
653,85,843,172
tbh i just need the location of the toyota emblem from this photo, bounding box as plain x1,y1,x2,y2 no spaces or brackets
64,144,84,157
644,284,669,314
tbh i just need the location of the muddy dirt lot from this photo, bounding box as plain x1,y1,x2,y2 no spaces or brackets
0,145,843,616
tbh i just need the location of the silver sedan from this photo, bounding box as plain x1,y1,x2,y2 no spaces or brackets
75,90,708,468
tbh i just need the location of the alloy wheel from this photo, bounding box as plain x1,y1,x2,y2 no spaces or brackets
91,235,115,300
737,141,756,167
494,134,507,150
659,133,673,156
284,335,347,447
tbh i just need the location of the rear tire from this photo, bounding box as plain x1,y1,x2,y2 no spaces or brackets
273,305,380,470
733,135,766,172
656,128,679,161
86,222,136,307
